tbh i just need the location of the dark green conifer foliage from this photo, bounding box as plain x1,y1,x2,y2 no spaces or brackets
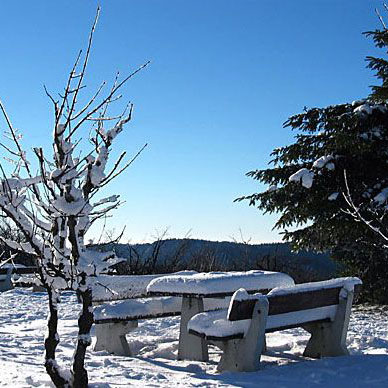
365,26,388,101
237,20,388,303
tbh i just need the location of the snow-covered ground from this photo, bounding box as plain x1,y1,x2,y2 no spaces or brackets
1,288,388,387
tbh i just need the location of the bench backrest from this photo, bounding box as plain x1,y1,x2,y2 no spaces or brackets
227,278,361,331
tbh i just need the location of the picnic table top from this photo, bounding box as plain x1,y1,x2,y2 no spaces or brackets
91,271,198,302
146,270,295,298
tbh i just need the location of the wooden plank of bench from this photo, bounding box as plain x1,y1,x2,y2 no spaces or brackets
228,284,361,321
188,328,245,341
228,299,257,321
267,287,341,315
268,283,362,316
94,310,181,324
148,289,271,299
228,288,340,321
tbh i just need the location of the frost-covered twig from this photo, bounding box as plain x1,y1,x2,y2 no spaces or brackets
343,170,388,244
0,4,148,385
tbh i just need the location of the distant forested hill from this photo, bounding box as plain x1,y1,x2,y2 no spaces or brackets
101,239,337,282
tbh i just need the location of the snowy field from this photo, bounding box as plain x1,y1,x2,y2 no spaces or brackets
1,289,388,387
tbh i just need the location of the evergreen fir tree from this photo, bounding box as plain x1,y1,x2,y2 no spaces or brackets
237,18,388,303
365,24,388,101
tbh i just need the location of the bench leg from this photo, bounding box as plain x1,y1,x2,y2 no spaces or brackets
216,297,269,372
303,288,354,358
32,284,46,292
94,321,138,356
0,268,13,292
178,296,208,361
262,335,268,354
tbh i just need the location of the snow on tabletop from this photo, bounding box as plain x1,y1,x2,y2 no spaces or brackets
91,271,198,302
146,270,294,295
268,277,362,297
288,168,314,189
188,309,251,338
94,295,230,321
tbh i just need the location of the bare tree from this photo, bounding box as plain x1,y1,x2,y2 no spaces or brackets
0,8,148,387
119,229,190,274
229,228,254,270
187,245,223,272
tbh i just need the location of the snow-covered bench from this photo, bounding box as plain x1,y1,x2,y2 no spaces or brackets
93,295,230,356
91,273,190,356
94,296,181,355
92,271,229,356
187,277,362,372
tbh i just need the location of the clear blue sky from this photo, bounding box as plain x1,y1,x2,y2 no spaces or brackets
0,0,384,244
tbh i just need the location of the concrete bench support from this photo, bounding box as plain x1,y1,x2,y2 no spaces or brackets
0,268,13,292
178,296,208,361
303,288,354,358
216,297,268,372
94,321,138,356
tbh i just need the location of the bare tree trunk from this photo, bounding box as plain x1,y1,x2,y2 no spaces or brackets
45,288,69,387
72,288,94,388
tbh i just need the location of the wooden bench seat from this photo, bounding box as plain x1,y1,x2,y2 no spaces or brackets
91,271,198,356
188,277,362,372
94,295,231,356
94,296,182,324
94,296,182,356
91,271,238,356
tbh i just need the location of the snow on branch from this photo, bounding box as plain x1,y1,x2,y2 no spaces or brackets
0,7,149,387
0,20,148,294
289,168,314,189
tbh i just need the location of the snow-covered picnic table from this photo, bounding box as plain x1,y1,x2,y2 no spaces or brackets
91,271,198,303
146,270,295,361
